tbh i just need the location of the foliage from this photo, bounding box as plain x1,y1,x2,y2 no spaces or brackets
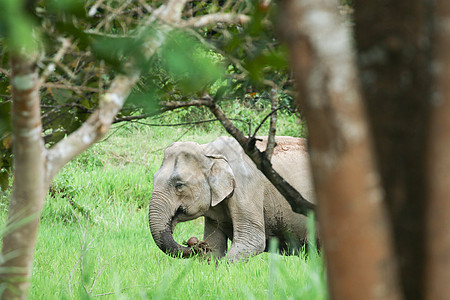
156,99,305,137
0,0,298,190
159,31,224,94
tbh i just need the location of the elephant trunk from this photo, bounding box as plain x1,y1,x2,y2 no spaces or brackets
148,192,192,258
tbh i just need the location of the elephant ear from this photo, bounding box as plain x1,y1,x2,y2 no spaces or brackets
206,155,235,207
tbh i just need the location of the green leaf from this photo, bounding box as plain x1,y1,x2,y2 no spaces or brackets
213,86,228,103
44,131,66,145
0,0,39,53
0,101,11,136
159,31,224,94
127,90,159,114
0,171,9,191
90,35,145,71
45,0,85,18
52,89,73,104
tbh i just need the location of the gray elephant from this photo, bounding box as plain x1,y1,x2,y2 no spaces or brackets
148,136,315,261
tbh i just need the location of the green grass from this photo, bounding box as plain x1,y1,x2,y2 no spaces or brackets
2,107,326,299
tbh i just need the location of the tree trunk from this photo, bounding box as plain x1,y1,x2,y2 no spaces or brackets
353,1,433,299
425,1,450,299
280,1,400,299
0,55,46,299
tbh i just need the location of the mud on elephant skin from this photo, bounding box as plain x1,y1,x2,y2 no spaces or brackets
148,136,315,261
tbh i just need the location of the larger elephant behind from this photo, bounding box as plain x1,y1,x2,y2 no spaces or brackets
148,136,315,261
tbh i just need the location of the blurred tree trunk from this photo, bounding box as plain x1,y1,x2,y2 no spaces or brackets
0,55,46,300
354,1,432,299
283,0,450,299
425,0,450,299
281,1,400,299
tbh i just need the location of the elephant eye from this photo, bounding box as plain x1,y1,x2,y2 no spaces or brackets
175,182,185,192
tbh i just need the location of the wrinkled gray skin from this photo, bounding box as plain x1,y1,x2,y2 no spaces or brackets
148,136,315,261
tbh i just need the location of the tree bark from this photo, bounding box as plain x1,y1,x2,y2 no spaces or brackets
1,55,46,300
425,1,450,299
281,1,400,299
353,1,433,299
266,86,278,160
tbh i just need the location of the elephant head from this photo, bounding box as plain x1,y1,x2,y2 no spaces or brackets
148,141,235,257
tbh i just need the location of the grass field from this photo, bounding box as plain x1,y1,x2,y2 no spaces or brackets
1,105,327,299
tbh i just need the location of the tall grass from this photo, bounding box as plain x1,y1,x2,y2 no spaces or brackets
2,106,326,299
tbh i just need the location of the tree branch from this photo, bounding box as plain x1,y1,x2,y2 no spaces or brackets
43,82,101,94
113,114,152,123
0,67,10,76
45,72,139,182
266,86,278,161
179,13,250,28
131,118,250,131
39,38,72,87
88,0,105,17
251,106,286,138
159,99,211,112
153,0,190,23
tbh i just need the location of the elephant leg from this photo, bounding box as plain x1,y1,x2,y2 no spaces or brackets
204,217,228,258
227,225,265,261
226,203,266,262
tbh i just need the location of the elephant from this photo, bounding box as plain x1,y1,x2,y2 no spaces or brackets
148,136,315,261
